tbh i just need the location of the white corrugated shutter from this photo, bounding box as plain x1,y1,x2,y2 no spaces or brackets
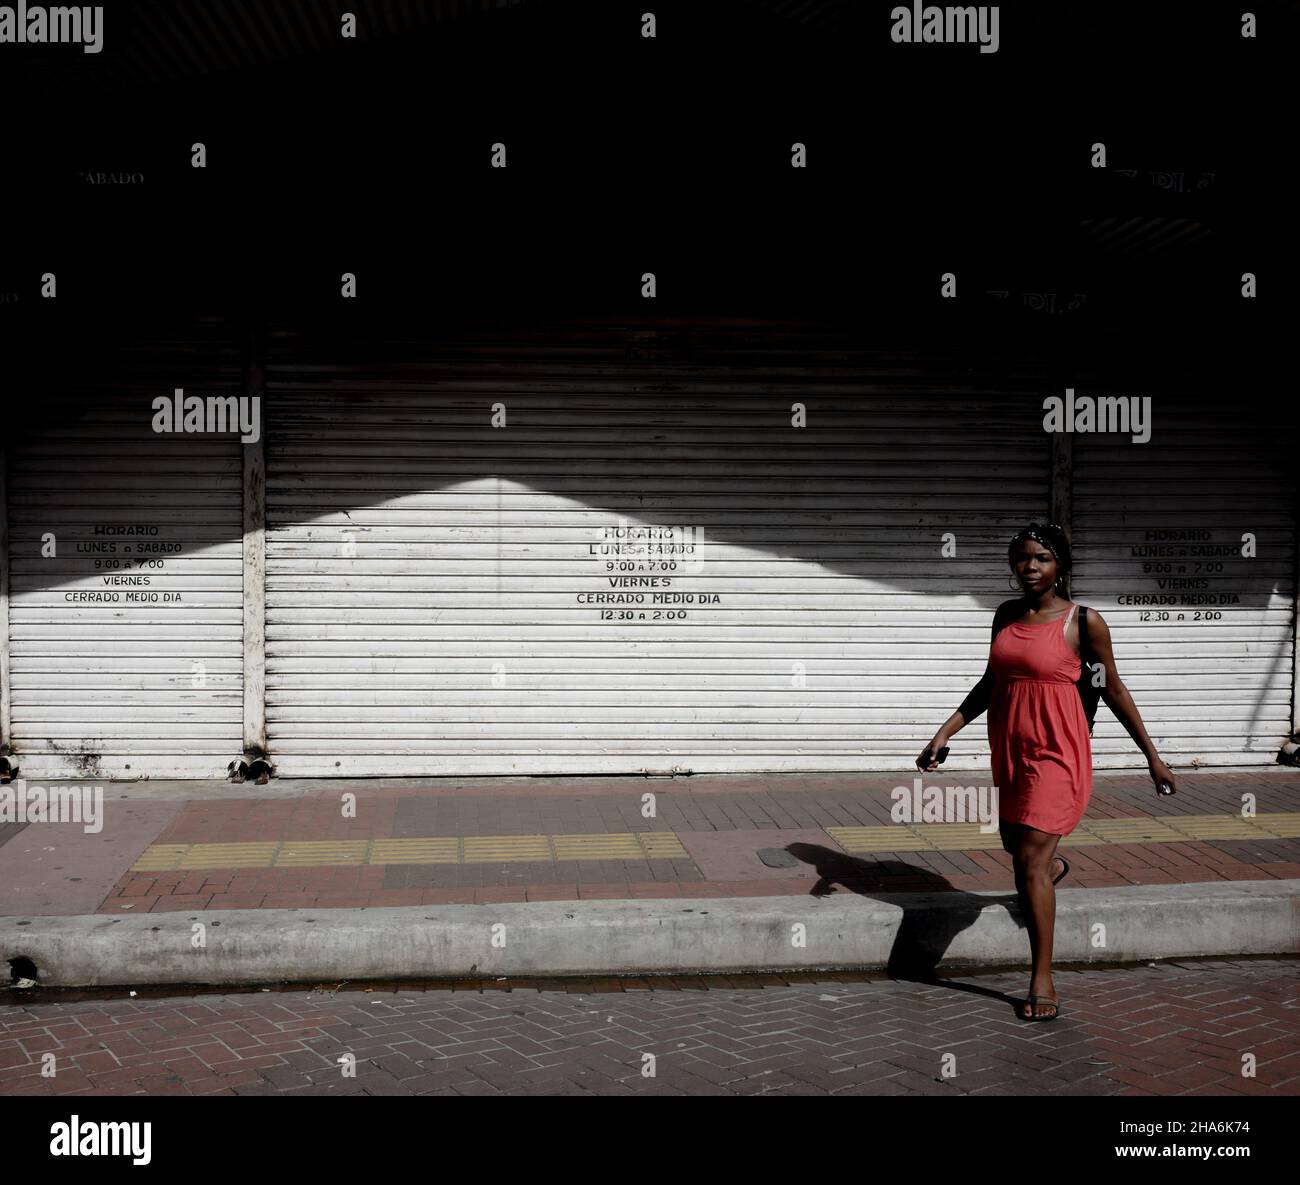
1071,402,1295,767
5,334,245,778
264,328,1050,776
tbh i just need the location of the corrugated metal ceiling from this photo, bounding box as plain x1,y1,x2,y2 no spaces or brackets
6,1,845,97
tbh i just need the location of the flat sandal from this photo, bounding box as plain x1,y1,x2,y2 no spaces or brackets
1022,994,1061,1022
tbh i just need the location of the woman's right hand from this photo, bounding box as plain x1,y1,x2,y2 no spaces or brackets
917,734,949,772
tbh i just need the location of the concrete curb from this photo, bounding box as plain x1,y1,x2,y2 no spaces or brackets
3,880,1297,987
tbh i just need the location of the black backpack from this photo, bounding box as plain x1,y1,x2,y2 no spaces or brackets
1076,605,1104,734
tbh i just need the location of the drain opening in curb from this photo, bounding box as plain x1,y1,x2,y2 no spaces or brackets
9,956,38,987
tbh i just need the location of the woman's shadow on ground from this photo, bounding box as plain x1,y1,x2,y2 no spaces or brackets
783,842,1032,1010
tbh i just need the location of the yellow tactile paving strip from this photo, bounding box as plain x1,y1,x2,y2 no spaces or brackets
131,831,691,873
129,814,1300,873
369,838,459,865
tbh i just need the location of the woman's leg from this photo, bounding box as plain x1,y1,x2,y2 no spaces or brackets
1002,821,1063,1018
1000,821,1066,901
999,820,1027,901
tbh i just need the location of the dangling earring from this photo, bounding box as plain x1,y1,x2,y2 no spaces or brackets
1007,573,1020,591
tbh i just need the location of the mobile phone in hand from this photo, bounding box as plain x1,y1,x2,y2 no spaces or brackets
920,745,950,767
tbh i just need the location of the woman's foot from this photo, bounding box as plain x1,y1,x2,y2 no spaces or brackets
1021,995,1060,1021
1050,855,1068,884
1021,975,1059,1020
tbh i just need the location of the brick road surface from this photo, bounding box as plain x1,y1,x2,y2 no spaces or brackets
1,958,1296,1096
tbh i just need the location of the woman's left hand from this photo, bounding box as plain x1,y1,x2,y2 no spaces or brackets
1149,757,1178,796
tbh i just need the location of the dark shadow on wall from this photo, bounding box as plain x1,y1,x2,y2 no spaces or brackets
6,314,1294,609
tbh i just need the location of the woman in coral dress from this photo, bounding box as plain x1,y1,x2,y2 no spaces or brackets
920,522,1178,1021
987,599,1093,838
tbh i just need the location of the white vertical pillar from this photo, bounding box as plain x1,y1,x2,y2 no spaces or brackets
1293,521,1300,736
241,325,267,760
0,447,10,749
1049,430,1073,594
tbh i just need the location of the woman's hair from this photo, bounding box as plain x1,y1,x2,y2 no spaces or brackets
1007,521,1072,590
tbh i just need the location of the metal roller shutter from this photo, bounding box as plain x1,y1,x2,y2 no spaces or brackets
1071,401,1295,767
264,328,1050,776
5,332,245,779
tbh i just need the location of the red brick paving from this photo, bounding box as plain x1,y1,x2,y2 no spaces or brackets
0,958,1294,1096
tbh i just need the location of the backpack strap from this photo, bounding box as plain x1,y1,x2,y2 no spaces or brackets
1062,603,1078,640
1077,604,1090,658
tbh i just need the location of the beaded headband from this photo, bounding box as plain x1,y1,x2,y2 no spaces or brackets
1008,523,1070,568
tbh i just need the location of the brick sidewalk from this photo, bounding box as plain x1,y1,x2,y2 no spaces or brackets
2,769,1298,916
1,957,1296,1096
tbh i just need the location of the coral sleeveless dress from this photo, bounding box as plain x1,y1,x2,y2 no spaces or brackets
987,604,1092,836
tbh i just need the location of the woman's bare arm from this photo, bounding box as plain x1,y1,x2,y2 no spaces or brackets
917,601,1012,770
